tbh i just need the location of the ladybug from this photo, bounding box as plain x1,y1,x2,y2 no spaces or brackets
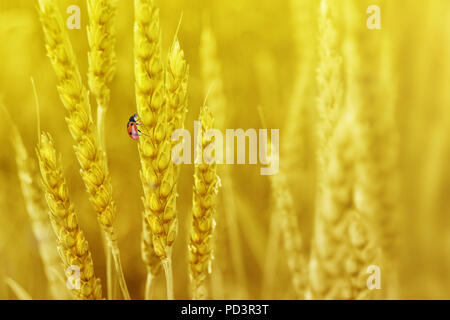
127,113,149,140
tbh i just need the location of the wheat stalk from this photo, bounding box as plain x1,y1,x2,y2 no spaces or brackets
36,132,102,300
37,0,129,299
141,214,161,299
188,105,220,300
4,278,33,300
87,0,117,150
134,0,178,300
87,0,118,300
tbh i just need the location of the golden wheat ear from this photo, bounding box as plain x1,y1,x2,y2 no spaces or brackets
134,0,180,300
199,22,248,299
188,105,221,300
87,0,118,150
86,0,118,300
309,0,356,300
36,132,102,300
37,0,130,299
0,97,68,300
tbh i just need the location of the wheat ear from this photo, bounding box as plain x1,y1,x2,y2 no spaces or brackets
316,0,342,165
309,0,356,300
166,36,189,156
87,0,118,300
139,28,189,301
0,101,66,299
188,105,220,300
36,132,102,300
277,1,318,297
270,170,308,299
309,112,358,299
134,0,178,300
344,0,398,299
13,129,68,299
199,23,247,298
87,0,117,150
37,0,130,299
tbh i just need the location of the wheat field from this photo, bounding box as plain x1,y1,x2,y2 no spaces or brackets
0,0,449,300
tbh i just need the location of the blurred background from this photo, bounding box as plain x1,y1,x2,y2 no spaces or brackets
0,0,449,299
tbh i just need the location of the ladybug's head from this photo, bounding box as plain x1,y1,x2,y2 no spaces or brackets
129,113,138,123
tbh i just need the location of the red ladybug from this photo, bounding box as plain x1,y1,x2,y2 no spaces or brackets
127,113,149,140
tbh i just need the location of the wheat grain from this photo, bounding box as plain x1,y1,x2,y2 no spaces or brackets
37,0,129,299
188,105,220,300
36,132,102,300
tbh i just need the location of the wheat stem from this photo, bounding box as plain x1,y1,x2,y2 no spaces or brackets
109,239,130,299
162,253,174,300
144,272,155,300
4,278,32,300
106,240,113,299
141,213,161,299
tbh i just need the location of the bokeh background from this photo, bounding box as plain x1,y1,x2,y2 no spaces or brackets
0,0,449,299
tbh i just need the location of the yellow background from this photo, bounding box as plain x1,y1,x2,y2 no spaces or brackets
0,0,449,299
